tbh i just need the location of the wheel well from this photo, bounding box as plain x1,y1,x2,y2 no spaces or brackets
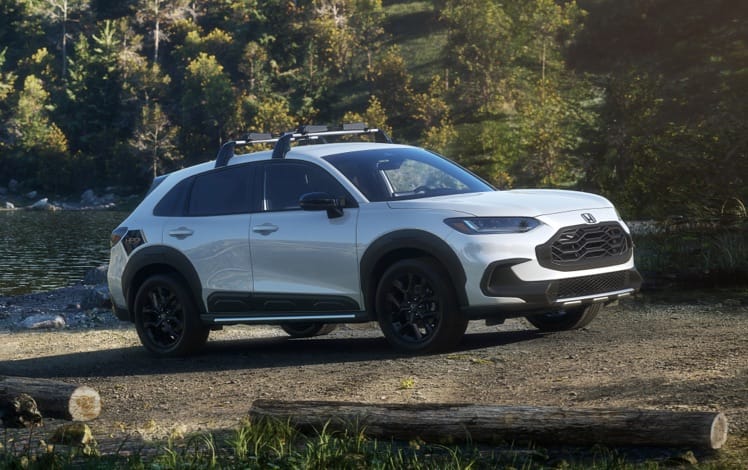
365,248,454,320
126,265,197,320
360,230,468,318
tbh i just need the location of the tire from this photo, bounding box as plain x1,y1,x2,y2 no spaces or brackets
376,258,468,353
133,274,209,356
526,303,602,332
280,323,337,338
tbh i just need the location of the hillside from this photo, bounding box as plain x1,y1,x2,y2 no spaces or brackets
0,0,745,219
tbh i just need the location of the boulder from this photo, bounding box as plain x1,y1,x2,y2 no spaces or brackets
80,285,111,310
20,314,66,329
83,265,108,285
25,190,38,199
80,189,97,206
8,179,19,193
28,198,54,211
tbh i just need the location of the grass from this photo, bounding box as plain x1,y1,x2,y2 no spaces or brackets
2,418,747,469
382,0,448,89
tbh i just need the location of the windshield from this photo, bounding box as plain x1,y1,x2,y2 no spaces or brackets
324,147,494,201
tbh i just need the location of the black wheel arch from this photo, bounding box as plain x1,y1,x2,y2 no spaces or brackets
360,229,467,319
122,245,205,321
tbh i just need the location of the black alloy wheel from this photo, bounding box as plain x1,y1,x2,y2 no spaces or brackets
133,274,209,356
376,258,467,353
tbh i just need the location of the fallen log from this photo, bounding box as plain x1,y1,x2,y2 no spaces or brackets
249,400,728,450
0,376,101,422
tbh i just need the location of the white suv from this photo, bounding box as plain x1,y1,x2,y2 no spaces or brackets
108,124,641,356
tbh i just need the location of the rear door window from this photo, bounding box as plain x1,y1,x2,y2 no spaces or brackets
187,164,255,216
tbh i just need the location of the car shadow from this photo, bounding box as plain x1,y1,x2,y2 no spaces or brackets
0,329,544,379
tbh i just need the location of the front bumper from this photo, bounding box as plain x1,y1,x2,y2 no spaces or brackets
464,263,642,319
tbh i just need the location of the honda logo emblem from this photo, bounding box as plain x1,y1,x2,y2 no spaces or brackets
581,213,597,224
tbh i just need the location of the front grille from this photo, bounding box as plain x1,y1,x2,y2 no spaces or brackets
536,223,632,271
555,271,630,300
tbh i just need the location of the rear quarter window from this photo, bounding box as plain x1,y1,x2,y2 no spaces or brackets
153,178,190,216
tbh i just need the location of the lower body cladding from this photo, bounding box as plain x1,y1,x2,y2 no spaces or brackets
464,261,643,320
200,268,642,326
201,292,369,326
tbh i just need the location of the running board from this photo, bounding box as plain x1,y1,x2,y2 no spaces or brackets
202,311,368,325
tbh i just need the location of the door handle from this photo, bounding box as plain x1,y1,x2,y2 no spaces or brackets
168,227,194,239
252,223,279,235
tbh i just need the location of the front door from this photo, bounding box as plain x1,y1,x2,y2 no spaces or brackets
249,161,361,312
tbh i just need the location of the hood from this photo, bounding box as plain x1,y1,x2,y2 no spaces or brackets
387,189,613,217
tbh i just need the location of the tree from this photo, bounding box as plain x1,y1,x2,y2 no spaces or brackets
572,0,748,217
349,0,384,78
442,0,513,117
342,95,391,137
412,75,455,153
7,74,69,190
31,0,90,80
0,48,16,108
368,46,415,127
180,52,234,162
134,0,191,64
130,102,179,179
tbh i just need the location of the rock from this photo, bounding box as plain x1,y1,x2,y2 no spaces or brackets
25,190,38,199
27,198,59,211
4,202,14,210
83,265,108,285
8,179,19,193
20,314,66,329
51,423,96,452
0,393,43,428
29,198,49,210
80,189,97,206
80,285,111,310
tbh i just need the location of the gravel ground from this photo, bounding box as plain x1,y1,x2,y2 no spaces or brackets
1,287,747,460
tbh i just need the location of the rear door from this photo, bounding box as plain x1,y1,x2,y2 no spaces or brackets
161,163,255,305
249,160,362,311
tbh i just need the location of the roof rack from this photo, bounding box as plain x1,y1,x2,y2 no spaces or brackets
214,123,392,168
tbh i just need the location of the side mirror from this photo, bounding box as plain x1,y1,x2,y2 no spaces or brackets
299,192,344,219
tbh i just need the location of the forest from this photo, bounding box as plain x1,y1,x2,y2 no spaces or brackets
0,0,745,219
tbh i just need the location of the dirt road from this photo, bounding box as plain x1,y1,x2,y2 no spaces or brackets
1,293,747,453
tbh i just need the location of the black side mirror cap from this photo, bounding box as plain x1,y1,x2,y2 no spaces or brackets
299,192,344,218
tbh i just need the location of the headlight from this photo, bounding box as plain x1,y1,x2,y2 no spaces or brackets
444,217,541,234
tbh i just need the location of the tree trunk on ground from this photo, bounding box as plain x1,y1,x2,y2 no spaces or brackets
0,376,101,422
249,400,728,450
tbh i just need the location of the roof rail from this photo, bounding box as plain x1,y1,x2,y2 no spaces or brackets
214,123,392,168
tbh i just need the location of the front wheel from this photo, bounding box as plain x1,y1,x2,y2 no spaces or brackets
133,274,209,356
376,258,467,353
280,323,337,338
525,303,602,332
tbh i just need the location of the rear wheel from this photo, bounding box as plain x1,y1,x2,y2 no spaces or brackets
376,258,467,353
280,323,337,338
526,303,602,332
133,274,209,356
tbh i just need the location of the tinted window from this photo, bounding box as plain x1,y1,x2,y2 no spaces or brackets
324,147,493,201
188,165,253,216
265,162,348,211
153,178,190,216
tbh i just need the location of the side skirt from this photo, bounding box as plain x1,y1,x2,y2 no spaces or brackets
201,311,369,326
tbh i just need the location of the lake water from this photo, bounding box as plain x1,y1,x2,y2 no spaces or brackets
0,210,127,296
